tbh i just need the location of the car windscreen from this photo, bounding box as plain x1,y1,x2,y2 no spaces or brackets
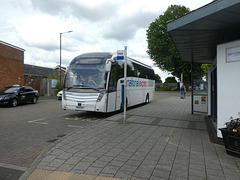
0,87,21,93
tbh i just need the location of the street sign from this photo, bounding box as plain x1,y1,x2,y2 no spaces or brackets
117,47,127,123
124,46,127,123
117,50,124,60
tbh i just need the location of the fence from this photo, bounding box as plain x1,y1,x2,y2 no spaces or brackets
40,79,58,96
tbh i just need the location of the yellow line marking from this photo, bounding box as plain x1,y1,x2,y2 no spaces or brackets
28,118,47,125
65,116,82,121
68,125,82,128
58,113,69,117
65,116,103,122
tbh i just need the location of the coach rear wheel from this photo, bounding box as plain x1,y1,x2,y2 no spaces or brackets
145,94,149,104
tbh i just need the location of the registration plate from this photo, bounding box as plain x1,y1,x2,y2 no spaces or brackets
76,105,84,109
76,102,84,108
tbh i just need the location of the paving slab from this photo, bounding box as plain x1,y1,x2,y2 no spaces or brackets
20,92,240,180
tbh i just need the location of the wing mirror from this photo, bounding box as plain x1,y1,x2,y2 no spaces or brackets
106,59,112,72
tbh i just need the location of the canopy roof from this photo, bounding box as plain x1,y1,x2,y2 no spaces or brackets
167,0,240,63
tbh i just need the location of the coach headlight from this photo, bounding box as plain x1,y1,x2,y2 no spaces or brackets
97,91,105,102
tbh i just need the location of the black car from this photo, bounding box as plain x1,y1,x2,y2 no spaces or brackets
0,85,39,107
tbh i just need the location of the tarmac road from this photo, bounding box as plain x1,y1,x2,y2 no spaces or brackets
0,97,112,179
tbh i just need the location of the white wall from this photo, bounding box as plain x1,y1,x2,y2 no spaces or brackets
217,40,240,137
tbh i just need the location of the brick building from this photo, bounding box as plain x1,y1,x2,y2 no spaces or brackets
24,64,60,94
0,40,25,89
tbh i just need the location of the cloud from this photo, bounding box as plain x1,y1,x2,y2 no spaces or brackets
16,15,62,51
29,0,64,15
30,0,119,22
29,0,158,42
102,10,157,41
0,0,212,79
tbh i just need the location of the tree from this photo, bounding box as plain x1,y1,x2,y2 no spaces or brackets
164,77,177,83
146,5,203,84
201,64,211,74
155,74,162,83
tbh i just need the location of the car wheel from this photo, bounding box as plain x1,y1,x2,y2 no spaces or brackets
31,96,38,104
12,98,18,107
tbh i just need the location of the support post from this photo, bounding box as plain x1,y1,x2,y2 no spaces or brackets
191,60,194,114
123,46,127,123
60,33,62,83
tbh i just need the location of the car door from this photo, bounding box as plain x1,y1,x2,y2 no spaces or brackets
18,87,28,103
25,87,34,102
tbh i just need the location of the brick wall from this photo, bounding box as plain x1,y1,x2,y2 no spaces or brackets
0,42,24,89
24,76,41,92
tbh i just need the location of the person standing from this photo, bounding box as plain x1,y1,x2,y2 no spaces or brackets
180,84,186,99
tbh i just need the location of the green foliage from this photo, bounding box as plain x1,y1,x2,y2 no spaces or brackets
55,81,63,93
171,86,179,91
155,74,162,83
164,76,177,83
146,5,203,83
201,64,211,74
48,71,60,80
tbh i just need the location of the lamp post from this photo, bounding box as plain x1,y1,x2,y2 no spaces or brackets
60,31,72,82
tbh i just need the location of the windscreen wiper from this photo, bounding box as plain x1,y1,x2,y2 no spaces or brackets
72,84,100,91
66,86,82,90
66,87,73,90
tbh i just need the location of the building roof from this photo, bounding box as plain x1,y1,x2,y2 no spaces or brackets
54,65,67,71
167,0,240,63
24,64,60,78
0,40,25,52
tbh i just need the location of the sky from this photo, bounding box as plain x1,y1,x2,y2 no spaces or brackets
0,0,212,82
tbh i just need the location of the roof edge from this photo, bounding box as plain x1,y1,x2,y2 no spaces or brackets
167,0,240,32
0,40,25,52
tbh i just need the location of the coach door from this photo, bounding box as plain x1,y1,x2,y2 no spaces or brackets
107,64,117,112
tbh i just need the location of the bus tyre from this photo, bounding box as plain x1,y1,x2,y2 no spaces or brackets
145,94,149,104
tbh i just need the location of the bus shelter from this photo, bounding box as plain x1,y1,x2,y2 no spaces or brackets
167,0,240,138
